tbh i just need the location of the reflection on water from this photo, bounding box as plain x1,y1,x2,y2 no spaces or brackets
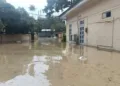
0,55,51,86
0,41,64,86
0,56,50,86
0,40,120,86
48,44,120,86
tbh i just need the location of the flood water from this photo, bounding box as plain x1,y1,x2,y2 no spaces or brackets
0,39,120,86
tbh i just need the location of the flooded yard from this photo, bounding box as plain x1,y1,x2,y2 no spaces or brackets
0,39,120,86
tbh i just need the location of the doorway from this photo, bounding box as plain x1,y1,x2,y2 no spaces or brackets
79,20,85,44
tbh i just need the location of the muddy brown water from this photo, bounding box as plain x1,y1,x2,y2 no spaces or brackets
0,40,120,86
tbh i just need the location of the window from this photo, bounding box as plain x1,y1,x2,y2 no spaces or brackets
69,24,72,29
80,20,84,24
80,27,84,30
102,11,111,19
80,20,84,44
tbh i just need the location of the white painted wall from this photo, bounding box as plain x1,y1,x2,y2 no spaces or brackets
66,0,120,51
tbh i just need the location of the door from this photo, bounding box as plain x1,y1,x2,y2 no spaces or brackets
79,20,85,44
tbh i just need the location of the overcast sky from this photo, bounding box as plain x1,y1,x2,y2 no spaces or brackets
6,0,62,18
7,0,47,18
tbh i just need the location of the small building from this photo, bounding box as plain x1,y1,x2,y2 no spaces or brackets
39,29,54,37
60,0,120,51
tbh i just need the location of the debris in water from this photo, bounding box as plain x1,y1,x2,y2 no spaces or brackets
79,56,87,61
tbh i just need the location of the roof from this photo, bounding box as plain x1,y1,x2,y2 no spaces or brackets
59,7,71,19
60,0,89,19
41,29,52,32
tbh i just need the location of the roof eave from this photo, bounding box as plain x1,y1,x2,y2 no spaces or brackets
60,0,89,19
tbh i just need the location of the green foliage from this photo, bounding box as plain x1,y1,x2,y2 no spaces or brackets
0,2,33,34
50,17,65,33
29,5,36,11
44,0,82,17
37,17,65,33
0,1,65,35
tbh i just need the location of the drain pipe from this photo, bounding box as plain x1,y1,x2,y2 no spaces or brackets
112,17,115,49
77,14,80,45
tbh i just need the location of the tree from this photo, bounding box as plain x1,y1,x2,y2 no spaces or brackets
17,7,29,20
29,5,36,12
37,17,65,34
44,0,82,17
50,17,65,33
0,2,31,34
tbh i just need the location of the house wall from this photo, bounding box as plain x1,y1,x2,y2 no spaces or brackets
66,16,78,42
66,0,120,51
66,23,69,42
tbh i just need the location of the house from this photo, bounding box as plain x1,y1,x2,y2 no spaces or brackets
60,0,120,51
